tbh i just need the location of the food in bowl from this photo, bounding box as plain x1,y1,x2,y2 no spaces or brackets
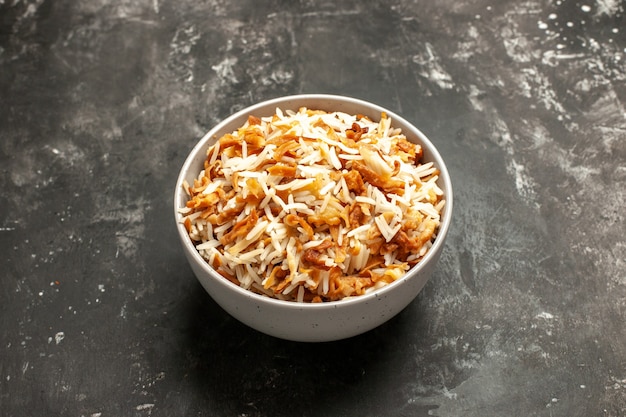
178,106,446,303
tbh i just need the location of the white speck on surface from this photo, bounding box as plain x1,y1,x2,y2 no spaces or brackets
442,386,458,400
54,332,65,345
263,69,294,86
595,0,621,16
411,43,455,90
169,24,201,82
136,403,155,411
212,56,239,85
508,159,538,205
296,9,361,19
581,5,591,13
536,312,554,320
467,85,485,111
502,24,538,63
22,1,42,18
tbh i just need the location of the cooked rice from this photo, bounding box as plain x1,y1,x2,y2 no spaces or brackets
180,107,445,302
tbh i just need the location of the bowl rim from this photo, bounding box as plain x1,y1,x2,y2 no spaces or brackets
174,93,453,310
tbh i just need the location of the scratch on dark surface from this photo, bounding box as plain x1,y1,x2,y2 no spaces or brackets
459,249,477,295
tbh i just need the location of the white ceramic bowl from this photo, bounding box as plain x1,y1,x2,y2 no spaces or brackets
174,94,453,342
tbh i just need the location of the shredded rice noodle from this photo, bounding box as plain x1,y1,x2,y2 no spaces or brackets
180,108,445,302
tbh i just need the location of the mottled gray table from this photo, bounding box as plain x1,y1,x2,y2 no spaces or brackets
1,1,625,416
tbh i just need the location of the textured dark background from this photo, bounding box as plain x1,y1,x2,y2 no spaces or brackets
1,1,625,416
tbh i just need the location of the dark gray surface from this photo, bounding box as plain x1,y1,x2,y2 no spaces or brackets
1,1,625,416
